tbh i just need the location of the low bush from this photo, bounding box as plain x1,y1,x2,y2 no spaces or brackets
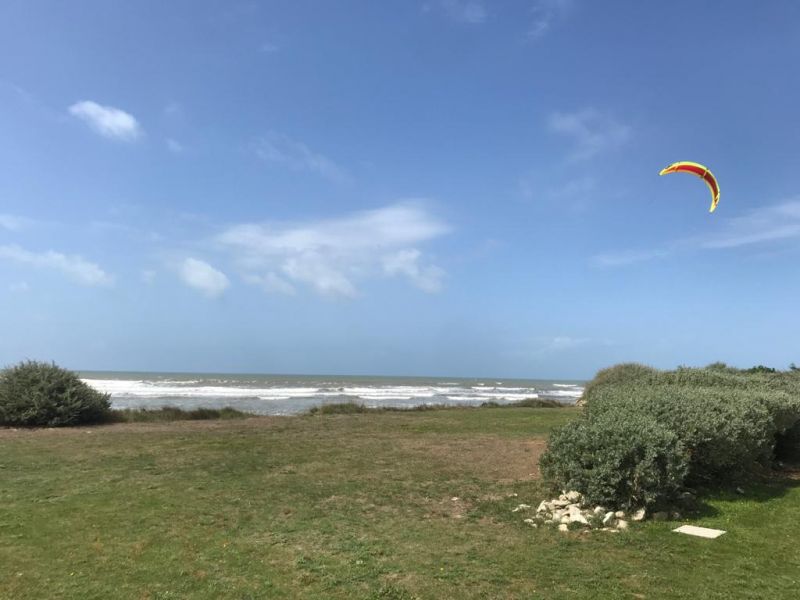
540,412,689,509
542,363,800,507
111,406,250,422
308,402,372,415
0,361,111,427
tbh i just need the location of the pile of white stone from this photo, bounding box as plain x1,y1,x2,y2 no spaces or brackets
512,491,670,533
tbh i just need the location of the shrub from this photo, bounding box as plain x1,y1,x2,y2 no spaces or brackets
0,361,111,427
542,363,800,507
307,402,371,415
585,387,778,479
540,413,689,509
111,406,250,422
775,422,800,462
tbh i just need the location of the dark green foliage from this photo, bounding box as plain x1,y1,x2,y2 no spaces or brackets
308,402,372,415
540,412,689,509
542,363,800,507
0,361,111,427
309,399,567,415
480,398,566,408
111,406,250,422
744,365,777,374
776,422,800,462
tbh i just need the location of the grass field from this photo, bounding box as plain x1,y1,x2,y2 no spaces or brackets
1,406,798,599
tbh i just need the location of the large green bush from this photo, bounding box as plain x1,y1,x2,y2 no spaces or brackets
540,412,689,509
541,363,800,508
0,361,111,427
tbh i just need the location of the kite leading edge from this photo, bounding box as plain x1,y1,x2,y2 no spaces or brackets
659,161,720,212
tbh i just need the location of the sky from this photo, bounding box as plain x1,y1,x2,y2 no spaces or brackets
1,1,799,379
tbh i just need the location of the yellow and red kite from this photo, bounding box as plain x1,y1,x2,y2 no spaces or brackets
659,161,720,212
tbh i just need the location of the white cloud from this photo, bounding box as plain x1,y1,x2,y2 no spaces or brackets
243,272,296,295
700,200,800,249
69,100,142,141
383,249,445,293
548,108,631,160
592,199,800,268
179,258,230,297
528,0,572,39
0,214,30,230
254,133,349,182
592,249,669,268
0,244,113,286
439,0,487,24
217,202,449,298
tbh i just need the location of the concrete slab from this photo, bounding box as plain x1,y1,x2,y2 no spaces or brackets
673,525,726,539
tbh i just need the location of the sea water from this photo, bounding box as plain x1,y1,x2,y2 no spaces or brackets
80,371,584,416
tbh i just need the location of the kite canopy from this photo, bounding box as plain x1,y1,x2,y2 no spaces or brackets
659,161,720,212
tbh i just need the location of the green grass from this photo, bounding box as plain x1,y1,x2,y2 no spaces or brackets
307,398,566,415
1,406,798,599
110,406,251,422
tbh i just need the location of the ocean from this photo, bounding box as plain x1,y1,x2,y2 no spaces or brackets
79,371,585,416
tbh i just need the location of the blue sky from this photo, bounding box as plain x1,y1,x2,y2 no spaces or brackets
1,1,799,379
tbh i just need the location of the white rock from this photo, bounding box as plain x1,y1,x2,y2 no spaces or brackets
614,511,625,519
616,519,629,530
552,499,569,508
560,515,570,524
558,524,568,532
567,504,583,516
566,491,582,503
558,493,568,502
511,504,531,513
569,513,589,525
632,508,646,522
552,510,565,520
451,497,460,502
593,506,606,516
536,501,549,513
602,511,615,526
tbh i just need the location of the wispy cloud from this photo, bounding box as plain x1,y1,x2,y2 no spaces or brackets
69,100,142,142
0,214,32,231
437,0,487,24
217,202,449,298
178,258,230,297
166,138,184,153
592,199,800,267
700,201,800,249
254,133,349,183
548,108,631,160
592,249,670,268
528,0,572,39
0,244,113,286
8,281,30,293
383,249,445,293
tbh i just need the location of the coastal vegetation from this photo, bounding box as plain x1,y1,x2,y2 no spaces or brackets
307,398,565,415
1,404,798,599
0,361,111,427
1,362,799,597
541,363,800,510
